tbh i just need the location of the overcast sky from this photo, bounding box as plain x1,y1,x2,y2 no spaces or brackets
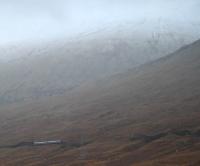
0,0,199,44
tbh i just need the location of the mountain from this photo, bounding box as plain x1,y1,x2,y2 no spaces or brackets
0,18,199,105
0,39,199,165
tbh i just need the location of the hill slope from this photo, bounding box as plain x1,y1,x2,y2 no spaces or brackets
0,18,199,105
0,40,200,165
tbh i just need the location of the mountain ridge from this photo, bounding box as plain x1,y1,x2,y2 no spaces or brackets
0,19,199,105
0,38,199,165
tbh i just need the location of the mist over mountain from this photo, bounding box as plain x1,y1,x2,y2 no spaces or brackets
0,1,200,165
0,17,199,105
0,0,199,44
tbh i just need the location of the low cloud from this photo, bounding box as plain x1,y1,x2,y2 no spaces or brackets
0,0,199,44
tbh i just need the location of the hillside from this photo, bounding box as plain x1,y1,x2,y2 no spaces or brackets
0,19,199,105
0,39,199,165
